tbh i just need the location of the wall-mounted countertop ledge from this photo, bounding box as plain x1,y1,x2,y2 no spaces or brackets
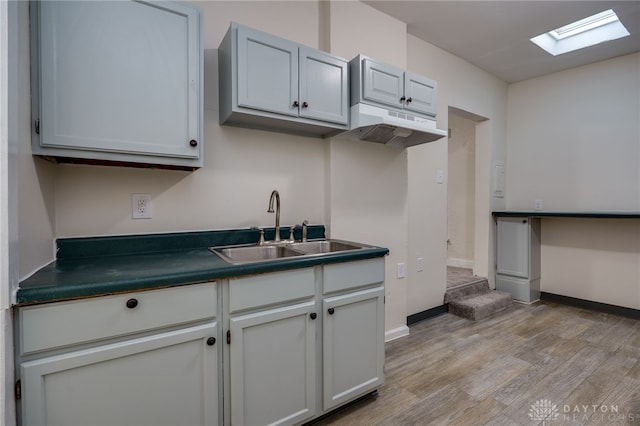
493,211,640,219
17,226,389,306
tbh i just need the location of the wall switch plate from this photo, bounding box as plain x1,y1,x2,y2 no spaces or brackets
534,199,543,211
132,193,152,219
436,169,444,184
396,263,406,279
417,257,424,272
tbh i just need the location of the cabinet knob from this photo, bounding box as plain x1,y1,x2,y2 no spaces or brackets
302,101,308,108
406,97,413,103
522,220,527,224
207,337,216,346
309,312,317,320
125,298,138,309
292,101,299,107
189,139,198,147
400,96,406,103
328,307,335,315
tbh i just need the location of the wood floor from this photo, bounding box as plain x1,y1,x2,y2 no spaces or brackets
315,301,640,425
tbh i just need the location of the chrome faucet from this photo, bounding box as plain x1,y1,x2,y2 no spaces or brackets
302,220,309,242
267,190,281,242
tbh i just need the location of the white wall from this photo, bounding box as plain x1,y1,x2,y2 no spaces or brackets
447,113,476,268
507,53,640,308
326,1,410,339
506,53,640,212
406,35,508,316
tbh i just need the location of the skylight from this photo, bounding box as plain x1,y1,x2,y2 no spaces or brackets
530,9,630,56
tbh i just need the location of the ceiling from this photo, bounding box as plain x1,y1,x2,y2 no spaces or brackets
362,1,640,83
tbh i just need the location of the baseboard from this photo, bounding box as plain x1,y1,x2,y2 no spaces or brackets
447,258,474,269
541,292,640,320
406,304,448,326
384,325,410,342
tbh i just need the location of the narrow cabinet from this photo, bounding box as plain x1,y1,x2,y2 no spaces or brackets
323,286,385,410
495,217,541,303
219,22,349,138
30,0,204,169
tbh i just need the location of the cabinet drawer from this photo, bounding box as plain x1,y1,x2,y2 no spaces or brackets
229,268,315,313
324,259,385,294
19,282,216,355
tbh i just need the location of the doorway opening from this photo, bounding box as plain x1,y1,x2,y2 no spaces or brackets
446,106,488,283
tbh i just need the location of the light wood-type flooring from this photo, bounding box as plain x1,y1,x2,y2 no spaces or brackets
315,301,640,425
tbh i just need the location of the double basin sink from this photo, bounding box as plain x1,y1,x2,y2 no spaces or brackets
211,239,371,264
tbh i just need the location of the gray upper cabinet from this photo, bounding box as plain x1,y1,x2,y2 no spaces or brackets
354,55,437,117
219,22,349,138
31,0,203,170
236,25,299,118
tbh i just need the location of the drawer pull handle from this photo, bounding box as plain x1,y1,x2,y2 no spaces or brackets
125,298,138,309
309,312,317,320
207,337,216,346
328,307,335,315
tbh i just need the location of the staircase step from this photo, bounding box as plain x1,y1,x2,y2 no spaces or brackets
444,279,490,303
449,290,512,321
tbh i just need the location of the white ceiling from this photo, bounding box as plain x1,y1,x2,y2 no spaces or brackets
362,1,640,83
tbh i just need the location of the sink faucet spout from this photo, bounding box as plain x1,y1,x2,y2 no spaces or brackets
267,190,281,242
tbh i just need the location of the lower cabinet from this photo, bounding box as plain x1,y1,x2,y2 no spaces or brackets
225,259,385,425
229,301,317,426
323,286,385,411
20,323,219,426
15,259,386,426
16,282,220,426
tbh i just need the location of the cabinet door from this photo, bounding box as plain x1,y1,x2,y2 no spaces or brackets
237,25,299,118
299,47,348,125
323,287,384,411
229,301,317,426
404,71,437,117
496,217,531,278
20,323,219,426
362,58,404,109
36,1,201,160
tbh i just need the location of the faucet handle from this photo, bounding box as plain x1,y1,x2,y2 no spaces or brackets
289,227,296,242
251,226,266,246
302,220,309,242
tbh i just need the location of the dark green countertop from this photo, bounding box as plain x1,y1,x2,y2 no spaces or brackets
493,211,640,219
17,226,389,306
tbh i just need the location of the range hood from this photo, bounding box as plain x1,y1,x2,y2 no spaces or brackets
338,103,447,148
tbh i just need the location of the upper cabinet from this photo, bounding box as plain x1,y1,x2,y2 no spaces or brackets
351,55,438,117
218,23,349,138
30,0,204,170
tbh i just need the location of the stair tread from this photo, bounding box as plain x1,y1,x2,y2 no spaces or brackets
450,290,512,306
448,290,513,321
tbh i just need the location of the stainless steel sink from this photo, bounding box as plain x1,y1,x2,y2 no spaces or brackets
212,245,303,264
288,240,367,255
210,239,372,264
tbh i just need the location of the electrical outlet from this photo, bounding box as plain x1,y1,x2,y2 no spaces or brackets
534,198,543,211
417,257,424,272
132,193,152,219
396,262,406,279
436,169,445,184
